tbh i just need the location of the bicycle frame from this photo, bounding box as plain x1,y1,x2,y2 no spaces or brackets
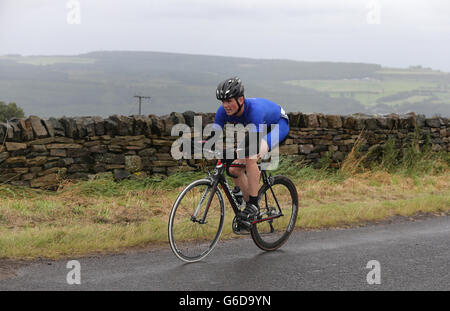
171,139,299,261
192,159,284,226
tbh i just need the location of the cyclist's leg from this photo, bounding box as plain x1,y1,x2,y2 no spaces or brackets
244,157,260,198
233,117,290,202
245,125,285,200
233,130,263,202
229,164,249,202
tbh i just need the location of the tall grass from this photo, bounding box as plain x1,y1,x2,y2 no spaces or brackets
256,128,448,187
339,128,448,177
55,170,206,198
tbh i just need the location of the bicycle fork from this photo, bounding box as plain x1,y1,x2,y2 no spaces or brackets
191,180,218,224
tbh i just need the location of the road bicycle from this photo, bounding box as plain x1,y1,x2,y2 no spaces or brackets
168,143,299,263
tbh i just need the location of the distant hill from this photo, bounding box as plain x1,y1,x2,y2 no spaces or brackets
0,51,449,118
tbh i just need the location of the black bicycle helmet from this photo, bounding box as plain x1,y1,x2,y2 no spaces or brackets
216,77,245,115
216,77,244,100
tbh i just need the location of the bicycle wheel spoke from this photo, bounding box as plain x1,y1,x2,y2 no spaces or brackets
168,179,224,262
251,176,298,251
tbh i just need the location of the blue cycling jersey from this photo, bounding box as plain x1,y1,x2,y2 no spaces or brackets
213,98,287,132
213,98,290,152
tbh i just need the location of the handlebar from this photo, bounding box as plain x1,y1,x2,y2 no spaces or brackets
225,161,238,179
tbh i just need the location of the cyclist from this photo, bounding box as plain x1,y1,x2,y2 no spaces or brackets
211,77,290,221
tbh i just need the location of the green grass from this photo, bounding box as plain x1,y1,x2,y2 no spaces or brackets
297,193,450,229
0,221,168,259
284,79,385,93
387,95,431,106
0,144,448,260
376,69,447,76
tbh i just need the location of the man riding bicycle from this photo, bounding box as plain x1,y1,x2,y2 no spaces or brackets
210,77,290,222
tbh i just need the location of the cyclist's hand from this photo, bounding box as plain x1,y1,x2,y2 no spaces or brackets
257,139,270,161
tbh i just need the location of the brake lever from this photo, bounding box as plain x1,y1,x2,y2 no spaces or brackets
226,163,238,179
181,138,204,170
223,148,239,179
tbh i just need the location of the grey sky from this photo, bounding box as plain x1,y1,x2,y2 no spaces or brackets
1,0,449,71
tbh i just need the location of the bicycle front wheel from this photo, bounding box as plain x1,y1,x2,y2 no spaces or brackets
168,179,225,262
251,175,299,251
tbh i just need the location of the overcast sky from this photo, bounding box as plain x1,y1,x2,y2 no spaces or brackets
1,0,449,71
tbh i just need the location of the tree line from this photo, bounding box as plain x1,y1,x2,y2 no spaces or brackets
0,101,25,122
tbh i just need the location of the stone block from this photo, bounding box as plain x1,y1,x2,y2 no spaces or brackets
425,118,441,128
38,167,66,177
152,160,178,167
125,155,142,173
306,114,319,128
326,115,342,129
149,114,164,136
5,142,27,151
17,119,34,141
299,144,314,154
5,156,26,165
30,173,60,188
68,164,90,173
114,169,131,180
59,117,79,138
92,116,105,136
46,143,82,149
12,167,29,174
95,153,125,164
58,158,75,166
152,139,175,146
332,151,346,161
279,144,298,155
182,111,196,127
0,173,20,183
317,114,328,128
89,145,108,153
133,115,152,136
26,156,47,166
31,145,47,152
0,152,9,163
50,149,67,157
67,148,90,158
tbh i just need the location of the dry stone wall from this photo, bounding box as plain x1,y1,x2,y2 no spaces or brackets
0,112,448,188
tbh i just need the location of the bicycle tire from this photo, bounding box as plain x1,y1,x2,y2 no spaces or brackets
250,175,299,251
168,178,225,262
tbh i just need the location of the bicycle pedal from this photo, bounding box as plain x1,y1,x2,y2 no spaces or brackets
232,216,251,235
234,227,250,235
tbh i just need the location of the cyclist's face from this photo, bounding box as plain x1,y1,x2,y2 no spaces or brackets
221,98,239,115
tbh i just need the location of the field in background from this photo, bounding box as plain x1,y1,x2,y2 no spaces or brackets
1,51,449,117
284,68,450,110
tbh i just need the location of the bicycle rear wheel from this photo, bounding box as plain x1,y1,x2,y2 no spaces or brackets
251,175,298,251
168,179,225,262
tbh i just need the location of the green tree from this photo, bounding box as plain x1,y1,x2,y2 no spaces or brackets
0,101,25,122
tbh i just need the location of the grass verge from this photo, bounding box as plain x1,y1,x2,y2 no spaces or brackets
0,145,449,260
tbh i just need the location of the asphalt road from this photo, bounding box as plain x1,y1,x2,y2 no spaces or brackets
1,215,449,291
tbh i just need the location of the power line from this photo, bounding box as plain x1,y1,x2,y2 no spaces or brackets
133,95,151,115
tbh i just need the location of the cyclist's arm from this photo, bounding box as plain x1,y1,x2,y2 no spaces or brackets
213,106,227,130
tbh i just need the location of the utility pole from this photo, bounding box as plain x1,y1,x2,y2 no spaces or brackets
133,95,151,115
